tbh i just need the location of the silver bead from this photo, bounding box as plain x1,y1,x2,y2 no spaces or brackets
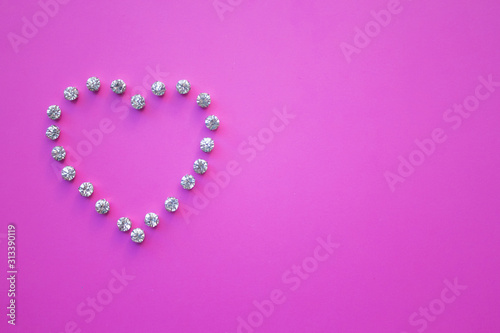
46,125,61,140
78,182,94,197
47,105,61,120
131,94,145,110
205,115,220,131
144,213,159,228
151,81,166,96
111,79,126,94
197,93,211,108
131,228,145,243
165,197,179,212
176,80,191,94
64,87,79,101
95,199,110,214
181,174,196,190
200,138,214,153
52,146,66,161
117,217,132,232
86,77,101,92
61,166,75,181
193,159,208,174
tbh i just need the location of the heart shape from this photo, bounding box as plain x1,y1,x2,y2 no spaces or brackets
45,76,221,244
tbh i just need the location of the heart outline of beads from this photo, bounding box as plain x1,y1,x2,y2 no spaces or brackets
46,76,221,244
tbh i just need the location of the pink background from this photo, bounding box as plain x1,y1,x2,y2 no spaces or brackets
1,0,500,332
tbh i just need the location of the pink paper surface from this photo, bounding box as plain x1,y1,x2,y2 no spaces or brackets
1,0,499,332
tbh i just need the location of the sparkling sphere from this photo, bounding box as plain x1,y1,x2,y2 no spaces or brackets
64,87,79,101
131,228,145,243
176,80,191,94
181,174,196,190
46,125,61,140
131,94,145,110
47,105,61,120
61,166,75,181
193,159,208,174
78,182,94,197
86,77,101,92
52,146,66,161
151,81,166,96
95,199,110,214
200,138,214,153
111,79,126,94
197,93,211,108
117,217,132,232
165,197,179,212
205,115,220,131
144,213,159,228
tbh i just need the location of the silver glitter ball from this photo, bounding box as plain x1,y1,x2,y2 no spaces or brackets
117,217,132,232
176,80,191,94
61,166,75,181
78,182,94,197
200,138,214,153
164,197,179,212
46,125,60,140
111,79,126,94
144,213,159,228
151,81,166,96
86,77,101,92
47,105,61,120
131,228,145,243
193,159,208,175
64,87,79,101
95,199,110,214
205,115,220,131
181,174,196,190
131,94,145,110
52,146,66,161
197,93,211,108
